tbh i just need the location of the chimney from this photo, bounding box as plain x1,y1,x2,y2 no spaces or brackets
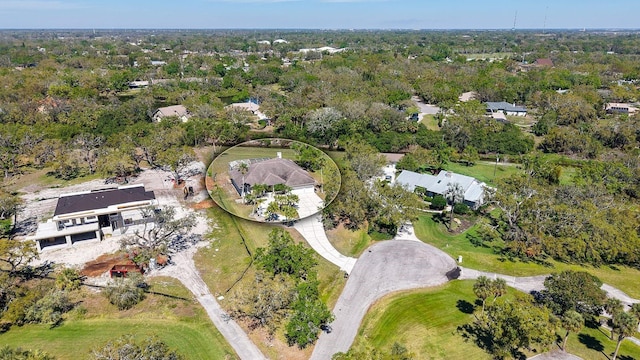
277,152,282,159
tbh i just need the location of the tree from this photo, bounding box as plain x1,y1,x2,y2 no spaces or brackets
291,142,326,171
560,310,583,351
462,294,556,359
541,271,606,318
473,276,507,316
445,182,464,230
103,273,146,311
0,239,38,275
120,207,196,264
156,147,196,184
254,229,317,280
285,279,334,348
344,141,386,182
91,335,183,360
73,133,104,174
611,311,639,360
230,271,295,334
473,276,493,316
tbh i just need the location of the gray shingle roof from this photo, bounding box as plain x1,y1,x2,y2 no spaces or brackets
485,101,527,113
396,170,488,205
229,158,316,189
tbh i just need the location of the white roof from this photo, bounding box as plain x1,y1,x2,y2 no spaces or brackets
396,170,437,192
396,170,488,204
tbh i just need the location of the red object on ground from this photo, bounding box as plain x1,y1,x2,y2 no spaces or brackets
109,264,143,278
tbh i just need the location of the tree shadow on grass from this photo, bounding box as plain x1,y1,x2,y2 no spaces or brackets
578,333,608,359
456,299,475,314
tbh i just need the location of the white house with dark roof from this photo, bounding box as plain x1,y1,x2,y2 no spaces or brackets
28,184,157,251
396,170,489,210
485,101,527,117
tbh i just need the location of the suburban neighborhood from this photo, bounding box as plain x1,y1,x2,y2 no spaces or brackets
0,20,639,360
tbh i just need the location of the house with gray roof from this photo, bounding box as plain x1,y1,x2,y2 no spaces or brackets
485,101,527,117
229,156,316,196
396,170,489,209
28,184,157,251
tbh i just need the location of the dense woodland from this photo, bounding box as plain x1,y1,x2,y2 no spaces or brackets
0,29,639,357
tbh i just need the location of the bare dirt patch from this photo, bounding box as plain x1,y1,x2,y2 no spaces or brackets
192,199,215,210
81,252,131,277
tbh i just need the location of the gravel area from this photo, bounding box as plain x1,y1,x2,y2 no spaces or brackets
20,164,211,270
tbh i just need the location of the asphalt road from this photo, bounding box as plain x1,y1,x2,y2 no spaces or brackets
310,240,458,360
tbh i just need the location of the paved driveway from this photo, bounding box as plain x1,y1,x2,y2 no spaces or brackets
310,240,458,360
294,215,357,273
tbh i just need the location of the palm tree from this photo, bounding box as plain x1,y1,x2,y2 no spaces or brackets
473,276,492,316
561,310,583,351
445,182,464,230
491,278,507,303
611,311,639,360
238,162,249,200
605,297,624,340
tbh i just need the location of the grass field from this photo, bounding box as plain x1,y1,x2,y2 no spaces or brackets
350,280,640,360
413,214,640,298
419,114,440,131
326,224,376,257
194,205,346,359
0,277,236,360
444,161,522,186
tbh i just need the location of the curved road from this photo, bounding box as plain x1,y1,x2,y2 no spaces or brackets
310,240,458,360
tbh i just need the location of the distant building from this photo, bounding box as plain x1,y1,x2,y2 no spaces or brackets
459,91,478,102
151,105,191,122
396,170,489,210
28,184,157,252
605,103,639,114
485,101,527,117
534,58,554,67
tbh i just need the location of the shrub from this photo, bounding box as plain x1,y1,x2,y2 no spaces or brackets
103,274,146,310
430,195,447,210
25,290,74,325
453,203,470,215
91,335,182,360
55,268,83,291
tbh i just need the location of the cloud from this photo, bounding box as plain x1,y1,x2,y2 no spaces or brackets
0,0,84,11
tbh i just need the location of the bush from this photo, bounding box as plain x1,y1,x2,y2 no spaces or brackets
91,335,182,360
103,274,146,310
55,268,83,291
453,203,470,215
0,346,56,360
25,290,74,325
430,195,447,210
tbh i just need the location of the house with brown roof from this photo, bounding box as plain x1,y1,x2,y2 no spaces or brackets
151,105,191,122
534,58,554,67
28,184,157,251
228,156,316,196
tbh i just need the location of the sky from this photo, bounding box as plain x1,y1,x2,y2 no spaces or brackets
0,0,639,30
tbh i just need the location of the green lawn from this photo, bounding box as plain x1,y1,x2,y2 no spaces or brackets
351,280,489,359
0,277,236,360
414,214,640,298
326,224,375,257
350,280,640,360
194,206,346,358
419,114,440,131
444,161,521,186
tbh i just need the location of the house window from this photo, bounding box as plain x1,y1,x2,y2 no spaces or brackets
124,218,133,225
